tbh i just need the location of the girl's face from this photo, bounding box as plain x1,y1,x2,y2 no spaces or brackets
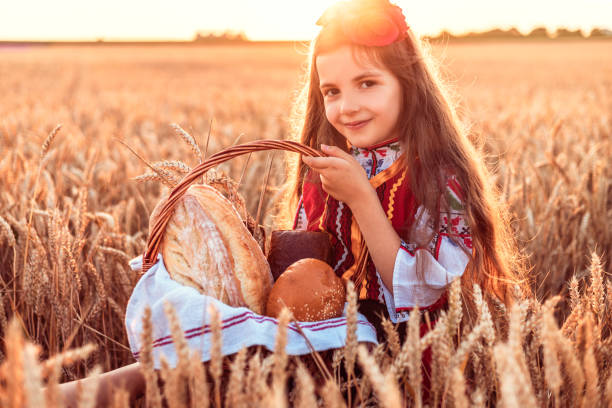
316,45,402,149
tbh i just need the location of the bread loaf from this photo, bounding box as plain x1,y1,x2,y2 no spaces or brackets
266,258,345,321
151,184,273,314
267,230,332,281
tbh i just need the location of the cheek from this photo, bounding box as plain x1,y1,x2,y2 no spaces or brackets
382,89,402,123
324,103,339,124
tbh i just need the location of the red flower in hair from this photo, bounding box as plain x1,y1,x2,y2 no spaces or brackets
317,0,409,47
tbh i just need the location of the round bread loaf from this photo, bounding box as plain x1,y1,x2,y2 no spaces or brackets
150,184,273,314
266,258,346,322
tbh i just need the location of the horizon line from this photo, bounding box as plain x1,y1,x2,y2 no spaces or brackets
2,24,610,44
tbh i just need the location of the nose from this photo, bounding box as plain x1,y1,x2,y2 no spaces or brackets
339,93,360,116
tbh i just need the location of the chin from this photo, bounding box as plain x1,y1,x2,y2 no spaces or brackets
346,135,384,149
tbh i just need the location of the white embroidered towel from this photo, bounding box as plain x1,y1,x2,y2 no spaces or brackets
125,255,378,369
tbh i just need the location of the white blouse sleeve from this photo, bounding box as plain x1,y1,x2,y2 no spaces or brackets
377,177,473,323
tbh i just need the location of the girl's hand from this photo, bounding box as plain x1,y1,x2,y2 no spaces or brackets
302,144,375,209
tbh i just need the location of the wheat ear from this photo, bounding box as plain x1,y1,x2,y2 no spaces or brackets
21,124,62,308
321,378,346,408
450,364,469,408
541,298,562,404
163,301,190,408
226,347,248,408
41,123,62,160
272,308,291,392
381,317,400,359
207,303,223,408
344,279,358,405
22,343,45,408
116,138,178,188
171,123,203,162
294,361,317,408
139,306,163,408
358,345,401,408
76,365,102,408
581,313,600,407
189,350,209,408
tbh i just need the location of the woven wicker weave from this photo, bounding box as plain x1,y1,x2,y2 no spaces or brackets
141,139,370,293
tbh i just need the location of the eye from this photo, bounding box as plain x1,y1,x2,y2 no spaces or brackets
323,88,339,97
360,80,376,89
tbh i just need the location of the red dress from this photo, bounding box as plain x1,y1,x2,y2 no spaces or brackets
293,138,472,399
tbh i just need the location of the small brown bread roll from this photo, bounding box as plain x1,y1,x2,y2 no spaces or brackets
152,184,273,314
267,230,332,281
266,258,345,322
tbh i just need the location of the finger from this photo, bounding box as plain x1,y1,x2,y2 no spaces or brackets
302,156,342,170
320,144,353,160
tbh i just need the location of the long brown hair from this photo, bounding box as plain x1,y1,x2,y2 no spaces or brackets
275,16,531,318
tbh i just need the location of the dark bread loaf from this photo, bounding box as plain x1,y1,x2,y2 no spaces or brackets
267,230,333,281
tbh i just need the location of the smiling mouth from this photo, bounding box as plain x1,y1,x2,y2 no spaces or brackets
344,119,371,129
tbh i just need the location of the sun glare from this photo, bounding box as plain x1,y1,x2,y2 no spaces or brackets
0,0,610,41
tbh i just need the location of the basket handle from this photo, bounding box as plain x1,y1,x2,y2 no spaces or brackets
142,140,324,272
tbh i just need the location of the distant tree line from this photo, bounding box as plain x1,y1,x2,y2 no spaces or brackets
424,26,612,42
192,30,249,43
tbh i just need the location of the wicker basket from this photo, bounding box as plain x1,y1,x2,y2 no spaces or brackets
142,139,371,292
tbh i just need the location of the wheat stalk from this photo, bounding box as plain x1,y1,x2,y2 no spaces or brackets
321,378,346,408
447,279,462,338
344,279,358,406
41,343,97,378
246,350,266,404
541,298,562,404
581,313,600,407
450,364,469,408
133,173,168,184
22,343,45,408
41,124,62,160
21,124,63,310
111,387,130,408
226,347,248,408
171,123,203,163
188,350,209,408
272,307,291,391
605,371,612,408
0,215,16,247
207,303,223,408
76,365,102,408
153,160,191,174
163,301,190,408
358,345,401,408
294,361,317,408
116,138,178,188
138,306,163,408
588,251,605,321
381,318,400,359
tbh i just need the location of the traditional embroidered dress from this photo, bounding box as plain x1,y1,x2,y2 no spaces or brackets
293,137,472,325
294,137,472,397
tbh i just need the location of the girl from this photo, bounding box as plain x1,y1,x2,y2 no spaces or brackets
280,0,529,330
279,0,530,397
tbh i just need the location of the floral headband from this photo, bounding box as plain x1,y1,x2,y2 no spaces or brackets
316,0,409,47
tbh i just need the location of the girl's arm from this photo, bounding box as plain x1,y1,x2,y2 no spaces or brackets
349,187,401,289
302,145,471,317
55,362,145,407
302,144,401,290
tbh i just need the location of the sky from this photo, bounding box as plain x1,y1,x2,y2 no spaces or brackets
1,0,611,41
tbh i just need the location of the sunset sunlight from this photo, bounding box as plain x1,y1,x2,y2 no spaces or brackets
1,0,611,41
1,0,611,407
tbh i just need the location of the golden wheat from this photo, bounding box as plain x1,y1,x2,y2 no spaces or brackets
0,41,610,407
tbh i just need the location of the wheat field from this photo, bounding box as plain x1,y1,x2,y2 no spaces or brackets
0,40,610,406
